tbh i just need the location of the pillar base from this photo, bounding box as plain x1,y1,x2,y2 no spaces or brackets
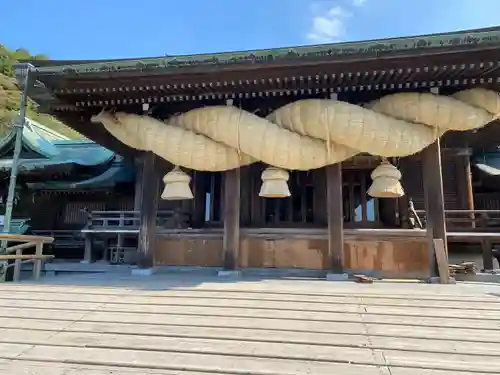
326,273,349,281
131,267,158,276
428,276,456,284
218,270,242,278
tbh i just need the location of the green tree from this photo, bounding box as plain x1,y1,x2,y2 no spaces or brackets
11,48,30,60
0,43,85,139
33,54,49,60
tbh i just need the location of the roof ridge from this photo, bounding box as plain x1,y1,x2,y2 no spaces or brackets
29,26,500,74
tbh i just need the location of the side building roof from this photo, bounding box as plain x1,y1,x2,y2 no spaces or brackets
0,117,133,189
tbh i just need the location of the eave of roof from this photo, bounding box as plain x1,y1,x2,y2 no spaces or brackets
24,26,500,76
26,162,134,190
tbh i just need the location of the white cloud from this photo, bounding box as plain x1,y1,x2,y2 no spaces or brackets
306,5,351,43
352,0,367,7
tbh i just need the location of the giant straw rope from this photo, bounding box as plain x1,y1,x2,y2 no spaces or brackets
91,88,500,199
92,88,500,171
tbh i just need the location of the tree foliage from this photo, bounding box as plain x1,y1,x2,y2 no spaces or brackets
0,44,84,139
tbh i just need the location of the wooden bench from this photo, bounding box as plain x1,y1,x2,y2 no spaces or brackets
0,233,54,281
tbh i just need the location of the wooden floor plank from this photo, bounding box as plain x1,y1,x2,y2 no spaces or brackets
2,296,499,320
1,290,500,310
1,302,499,330
5,344,390,375
2,326,500,358
0,360,250,375
0,274,499,374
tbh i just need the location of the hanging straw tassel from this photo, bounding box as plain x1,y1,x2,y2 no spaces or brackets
367,159,405,198
161,166,194,200
259,167,291,198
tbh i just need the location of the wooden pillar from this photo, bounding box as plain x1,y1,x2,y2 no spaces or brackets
133,157,145,211
398,157,410,228
326,163,344,273
457,153,475,210
192,171,206,228
313,168,327,225
82,212,93,263
421,139,447,277
136,152,159,269
481,239,494,271
222,168,240,270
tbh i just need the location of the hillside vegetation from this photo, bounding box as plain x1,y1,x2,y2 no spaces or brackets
0,44,84,139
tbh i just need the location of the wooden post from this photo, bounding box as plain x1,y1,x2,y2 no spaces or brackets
136,152,159,269
13,248,22,282
433,238,450,284
82,212,92,263
117,213,125,246
455,150,475,227
32,241,43,280
326,163,344,273
422,139,447,278
83,235,92,263
460,154,475,211
481,239,494,271
222,167,241,270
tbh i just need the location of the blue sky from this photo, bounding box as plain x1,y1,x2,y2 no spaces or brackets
2,0,500,60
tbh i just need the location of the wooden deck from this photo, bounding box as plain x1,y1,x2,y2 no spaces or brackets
0,274,499,374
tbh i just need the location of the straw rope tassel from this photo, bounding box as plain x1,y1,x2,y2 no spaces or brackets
367,157,405,198
161,165,193,200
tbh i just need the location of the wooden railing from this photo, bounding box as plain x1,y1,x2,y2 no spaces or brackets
0,234,54,282
31,230,85,249
86,210,189,231
412,210,500,231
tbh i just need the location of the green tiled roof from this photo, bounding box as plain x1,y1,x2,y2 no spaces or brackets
0,117,114,172
0,117,134,189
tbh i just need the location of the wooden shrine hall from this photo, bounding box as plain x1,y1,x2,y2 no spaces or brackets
15,26,500,279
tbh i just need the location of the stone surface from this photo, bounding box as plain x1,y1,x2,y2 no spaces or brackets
326,272,349,281
428,276,457,284
131,267,158,276
217,270,242,278
454,272,500,283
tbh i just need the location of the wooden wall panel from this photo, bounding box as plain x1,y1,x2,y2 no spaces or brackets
154,235,429,277
475,193,500,210
63,201,106,226
344,240,429,277
240,238,328,269
154,237,223,267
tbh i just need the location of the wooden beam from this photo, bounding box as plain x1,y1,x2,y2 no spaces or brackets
326,163,344,273
422,139,447,278
136,152,159,269
222,167,241,270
